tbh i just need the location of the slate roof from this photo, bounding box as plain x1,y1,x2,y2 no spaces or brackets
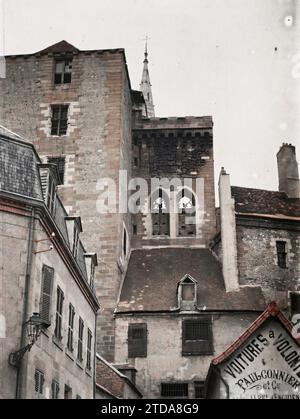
117,248,266,313
231,186,300,218
0,128,89,282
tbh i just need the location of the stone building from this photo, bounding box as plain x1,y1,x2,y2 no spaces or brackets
1,40,300,399
0,126,99,399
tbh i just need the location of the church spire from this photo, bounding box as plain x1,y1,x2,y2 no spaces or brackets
140,38,155,118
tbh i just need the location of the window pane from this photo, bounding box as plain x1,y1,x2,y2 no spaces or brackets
161,383,188,398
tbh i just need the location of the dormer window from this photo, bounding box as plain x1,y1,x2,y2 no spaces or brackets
84,253,98,288
65,217,82,259
178,275,197,310
38,164,59,215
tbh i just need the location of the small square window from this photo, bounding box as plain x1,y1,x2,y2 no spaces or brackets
161,383,188,398
194,381,205,399
182,318,213,356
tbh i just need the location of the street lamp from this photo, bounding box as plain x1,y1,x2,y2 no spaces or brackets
9,313,46,368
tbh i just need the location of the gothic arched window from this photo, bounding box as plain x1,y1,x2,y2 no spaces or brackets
151,189,170,236
177,189,196,236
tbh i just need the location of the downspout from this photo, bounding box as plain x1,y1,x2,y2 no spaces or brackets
93,314,98,399
15,207,35,399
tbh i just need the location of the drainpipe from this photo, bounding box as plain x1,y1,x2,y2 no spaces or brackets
15,208,35,399
93,315,98,399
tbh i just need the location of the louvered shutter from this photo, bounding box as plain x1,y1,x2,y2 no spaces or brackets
182,318,213,355
128,324,147,358
40,265,54,326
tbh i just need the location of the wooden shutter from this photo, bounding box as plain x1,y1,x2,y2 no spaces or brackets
128,324,147,358
40,265,54,325
182,318,213,356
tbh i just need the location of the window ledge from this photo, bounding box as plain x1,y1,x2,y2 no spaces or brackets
85,367,92,377
65,347,75,361
76,360,84,370
52,335,64,351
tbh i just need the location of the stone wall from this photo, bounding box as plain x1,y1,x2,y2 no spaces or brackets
0,209,96,399
0,50,133,361
115,312,258,399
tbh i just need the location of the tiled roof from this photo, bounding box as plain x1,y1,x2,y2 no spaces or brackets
117,248,266,313
232,186,300,218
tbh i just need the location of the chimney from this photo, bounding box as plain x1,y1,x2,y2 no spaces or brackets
218,168,239,292
277,143,300,198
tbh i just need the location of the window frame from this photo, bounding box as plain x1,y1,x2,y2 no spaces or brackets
182,318,213,356
128,323,147,358
50,104,69,136
54,58,73,85
276,240,288,269
47,156,66,185
40,265,54,326
67,303,75,352
34,369,44,397
51,380,60,399
77,317,84,362
161,382,189,398
54,287,64,340
86,329,92,370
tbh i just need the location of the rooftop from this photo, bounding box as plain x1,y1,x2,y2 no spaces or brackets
232,186,300,218
117,248,265,313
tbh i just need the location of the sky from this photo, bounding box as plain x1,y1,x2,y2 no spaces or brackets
1,0,299,192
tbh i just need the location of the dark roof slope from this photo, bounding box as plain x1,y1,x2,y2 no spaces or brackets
37,40,79,54
0,129,42,199
232,186,300,218
117,248,265,312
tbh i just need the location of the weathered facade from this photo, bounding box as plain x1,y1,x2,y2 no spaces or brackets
0,127,99,399
0,41,132,361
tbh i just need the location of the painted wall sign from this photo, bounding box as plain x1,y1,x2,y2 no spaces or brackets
220,319,300,399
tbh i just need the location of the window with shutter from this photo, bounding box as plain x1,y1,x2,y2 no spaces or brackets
47,157,65,185
276,241,287,268
54,287,64,340
128,324,147,358
77,318,84,362
67,304,75,352
34,370,44,396
40,265,54,326
86,329,92,370
182,318,213,356
51,380,60,399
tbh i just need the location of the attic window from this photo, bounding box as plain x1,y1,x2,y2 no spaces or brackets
54,58,72,85
47,157,65,185
178,275,197,310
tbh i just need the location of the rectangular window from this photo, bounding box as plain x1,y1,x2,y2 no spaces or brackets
128,323,147,358
51,105,69,136
86,329,92,370
182,318,213,356
133,224,137,235
47,175,56,215
34,370,44,397
54,58,73,85
77,317,84,362
64,385,72,399
161,383,188,398
291,293,300,316
67,304,75,352
194,381,205,399
73,226,79,258
48,157,65,185
54,287,64,340
40,265,54,325
276,241,287,268
51,380,60,399
123,228,127,257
